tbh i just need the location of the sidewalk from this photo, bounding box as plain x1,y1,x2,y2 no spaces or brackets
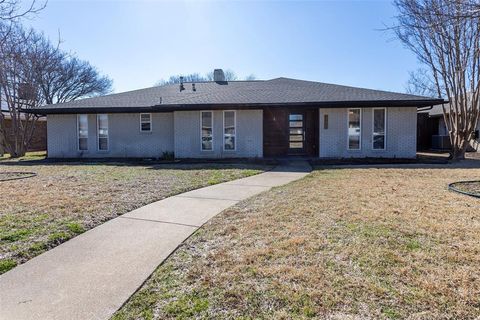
0,161,311,320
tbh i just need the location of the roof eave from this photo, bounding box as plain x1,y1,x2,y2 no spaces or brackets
24,99,447,115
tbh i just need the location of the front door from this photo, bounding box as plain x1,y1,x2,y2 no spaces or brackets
288,113,305,154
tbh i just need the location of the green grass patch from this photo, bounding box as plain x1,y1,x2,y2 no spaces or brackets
66,222,85,234
0,259,17,274
382,306,402,319
1,229,32,242
406,239,421,251
163,292,209,318
28,242,47,253
48,231,69,244
0,151,46,161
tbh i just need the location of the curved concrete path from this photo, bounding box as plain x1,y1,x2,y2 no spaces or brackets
0,160,311,320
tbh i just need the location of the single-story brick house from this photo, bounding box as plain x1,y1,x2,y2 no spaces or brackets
29,69,444,159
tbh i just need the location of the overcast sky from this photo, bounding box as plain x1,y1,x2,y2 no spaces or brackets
27,0,421,94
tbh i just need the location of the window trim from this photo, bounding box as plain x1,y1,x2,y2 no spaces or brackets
223,110,236,152
347,108,362,151
372,108,387,151
97,114,109,152
139,113,152,132
77,114,88,151
200,111,214,152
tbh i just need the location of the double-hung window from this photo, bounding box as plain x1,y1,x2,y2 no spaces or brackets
201,111,213,151
97,114,109,151
140,113,152,132
223,111,236,151
77,115,88,151
348,108,361,150
373,108,386,150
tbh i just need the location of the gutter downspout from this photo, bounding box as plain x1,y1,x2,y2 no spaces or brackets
417,105,434,112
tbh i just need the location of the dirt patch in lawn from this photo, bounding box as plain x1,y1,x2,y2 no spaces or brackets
113,164,480,320
0,160,268,274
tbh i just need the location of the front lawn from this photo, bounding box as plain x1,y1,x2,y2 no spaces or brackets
114,165,480,319
0,158,267,274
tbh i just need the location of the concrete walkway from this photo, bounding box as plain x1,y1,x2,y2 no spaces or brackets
0,160,310,320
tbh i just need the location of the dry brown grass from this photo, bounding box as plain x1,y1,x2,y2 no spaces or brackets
113,164,480,320
0,159,266,273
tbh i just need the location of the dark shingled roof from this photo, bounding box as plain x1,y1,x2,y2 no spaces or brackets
29,77,446,114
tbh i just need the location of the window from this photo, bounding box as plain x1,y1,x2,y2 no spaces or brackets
348,109,361,150
97,114,109,151
324,114,329,130
201,111,213,151
223,111,236,151
77,115,88,151
289,113,304,150
373,108,386,150
140,113,152,132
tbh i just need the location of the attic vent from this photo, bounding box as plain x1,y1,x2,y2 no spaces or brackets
192,83,196,91
213,69,225,82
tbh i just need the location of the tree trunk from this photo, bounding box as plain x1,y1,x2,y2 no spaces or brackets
9,145,26,158
449,139,469,160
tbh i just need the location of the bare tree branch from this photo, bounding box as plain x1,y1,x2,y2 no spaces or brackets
0,0,46,22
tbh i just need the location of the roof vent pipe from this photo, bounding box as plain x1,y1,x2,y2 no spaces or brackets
192,83,196,91
213,69,225,82
179,76,185,92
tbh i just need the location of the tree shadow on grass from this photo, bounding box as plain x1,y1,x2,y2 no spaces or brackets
312,158,480,170
0,157,277,171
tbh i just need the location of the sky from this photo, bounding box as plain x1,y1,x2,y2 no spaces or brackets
26,0,421,94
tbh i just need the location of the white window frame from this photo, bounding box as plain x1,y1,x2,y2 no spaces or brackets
347,108,362,151
139,113,152,132
223,110,236,151
77,114,88,151
97,114,109,152
372,108,387,151
200,111,214,151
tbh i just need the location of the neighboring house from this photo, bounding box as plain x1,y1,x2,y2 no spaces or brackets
418,105,480,152
28,69,444,159
0,113,47,156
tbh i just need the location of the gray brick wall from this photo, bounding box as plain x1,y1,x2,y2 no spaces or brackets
173,110,263,158
47,107,418,159
319,107,417,158
47,113,174,158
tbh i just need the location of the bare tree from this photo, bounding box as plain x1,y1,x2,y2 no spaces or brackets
0,25,112,157
393,0,480,160
156,69,256,86
38,55,112,105
0,24,39,157
156,73,207,86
